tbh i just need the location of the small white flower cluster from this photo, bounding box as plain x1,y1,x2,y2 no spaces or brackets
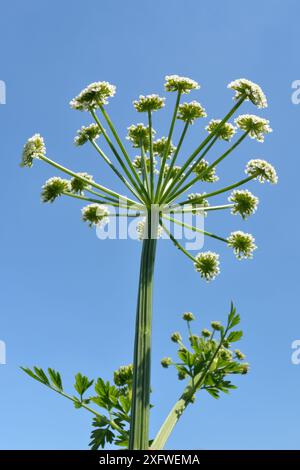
132,155,158,175
192,159,219,182
245,159,278,184
70,81,116,110
164,75,200,94
153,137,176,158
70,172,94,194
21,134,46,167
127,123,155,150
228,189,259,219
227,231,257,260
133,94,165,112
235,114,272,142
74,124,101,146
81,203,109,227
194,251,220,281
136,218,163,240
205,119,236,141
228,78,267,108
41,177,70,203
177,101,207,123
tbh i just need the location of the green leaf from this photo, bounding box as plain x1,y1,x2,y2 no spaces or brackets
74,373,94,397
206,388,220,399
89,417,115,450
119,395,131,415
21,367,48,386
48,368,63,391
227,330,243,343
33,367,50,386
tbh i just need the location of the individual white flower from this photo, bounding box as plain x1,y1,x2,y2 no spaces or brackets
74,124,101,146
70,81,116,110
41,177,70,203
81,204,109,227
132,155,158,175
228,189,259,219
153,137,176,158
194,252,220,281
177,101,206,123
70,172,94,194
235,114,272,142
126,123,155,150
136,218,163,240
133,94,165,112
192,159,219,182
164,75,200,93
21,134,46,167
205,119,236,141
245,159,278,184
228,78,267,108
227,231,257,259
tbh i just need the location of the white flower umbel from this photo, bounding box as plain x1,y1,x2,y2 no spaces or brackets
227,231,257,259
192,159,219,182
194,251,220,281
41,177,70,203
127,123,155,150
164,75,200,94
21,134,46,167
205,119,236,141
235,114,272,142
177,101,207,123
153,137,176,158
228,189,259,219
133,94,165,112
70,81,116,110
245,159,278,184
74,124,101,146
70,172,94,194
228,78,267,108
81,203,109,227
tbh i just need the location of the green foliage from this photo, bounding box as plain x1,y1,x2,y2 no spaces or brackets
21,364,133,449
161,303,249,401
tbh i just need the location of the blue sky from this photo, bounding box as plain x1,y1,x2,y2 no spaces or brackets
0,0,299,450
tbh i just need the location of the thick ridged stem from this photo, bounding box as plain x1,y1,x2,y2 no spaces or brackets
129,211,158,450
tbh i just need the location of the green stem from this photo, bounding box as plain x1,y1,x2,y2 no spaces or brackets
165,204,233,214
160,221,195,262
177,174,256,206
148,110,154,198
160,120,190,199
129,211,159,450
39,154,138,206
163,97,245,202
167,132,248,203
90,139,142,202
151,325,230,450
45,385,123,434
140,140,150,195
163,134,218,204
162,215,228,243
97,105,150,204
155,91,182,202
